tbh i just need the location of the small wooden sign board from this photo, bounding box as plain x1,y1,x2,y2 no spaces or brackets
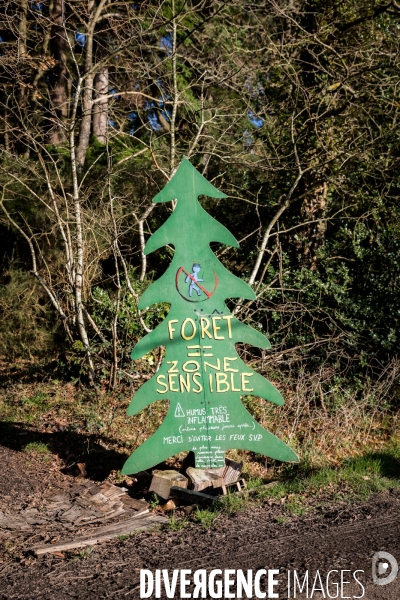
121,159,298,475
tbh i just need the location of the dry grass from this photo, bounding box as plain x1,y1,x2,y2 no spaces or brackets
237,357,400,478
0,357,398,480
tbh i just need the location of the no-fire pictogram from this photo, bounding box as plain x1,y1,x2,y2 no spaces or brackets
176,264,218,302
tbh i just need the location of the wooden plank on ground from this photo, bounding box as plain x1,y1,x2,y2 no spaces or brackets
169,486,220,506
31,513,166,556
121,496,149,513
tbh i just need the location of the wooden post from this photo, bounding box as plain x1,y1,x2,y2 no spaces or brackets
149,470,188,500
186,467,224,491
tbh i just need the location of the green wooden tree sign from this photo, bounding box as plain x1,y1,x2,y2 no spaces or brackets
121,158,298,475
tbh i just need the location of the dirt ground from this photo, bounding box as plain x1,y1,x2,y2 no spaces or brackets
1,425,400,599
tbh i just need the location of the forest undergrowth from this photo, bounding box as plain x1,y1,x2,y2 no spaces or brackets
1,354,398,482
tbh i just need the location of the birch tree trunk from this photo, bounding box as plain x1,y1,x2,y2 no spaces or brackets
18,0,28,59
75,0,108,168
93,67,108,144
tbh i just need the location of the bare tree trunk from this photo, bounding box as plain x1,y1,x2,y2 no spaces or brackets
75,0,108,168
4,100,10,153
93,67,108,143
76,60,94,166
170,1,178,175
18,0,28,157
300,181,328,270
48,0,68,145
75,0,95,168
18,0,28,59
70,78,95,379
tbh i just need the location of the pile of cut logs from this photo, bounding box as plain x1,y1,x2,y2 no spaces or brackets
149,458,246,504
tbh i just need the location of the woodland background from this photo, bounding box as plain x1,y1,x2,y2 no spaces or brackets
0,0,399,468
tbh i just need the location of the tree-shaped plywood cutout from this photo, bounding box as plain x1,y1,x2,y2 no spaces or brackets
121,158,298,475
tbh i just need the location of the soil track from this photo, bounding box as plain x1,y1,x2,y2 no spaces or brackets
1,438,400,599
2,493,400,599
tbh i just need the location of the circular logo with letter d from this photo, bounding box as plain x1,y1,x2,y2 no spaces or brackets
372,551,398,586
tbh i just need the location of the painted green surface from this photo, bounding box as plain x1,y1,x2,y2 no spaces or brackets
121,159,298,475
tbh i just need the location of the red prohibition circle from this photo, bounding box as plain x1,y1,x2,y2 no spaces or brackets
176,267,218,302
